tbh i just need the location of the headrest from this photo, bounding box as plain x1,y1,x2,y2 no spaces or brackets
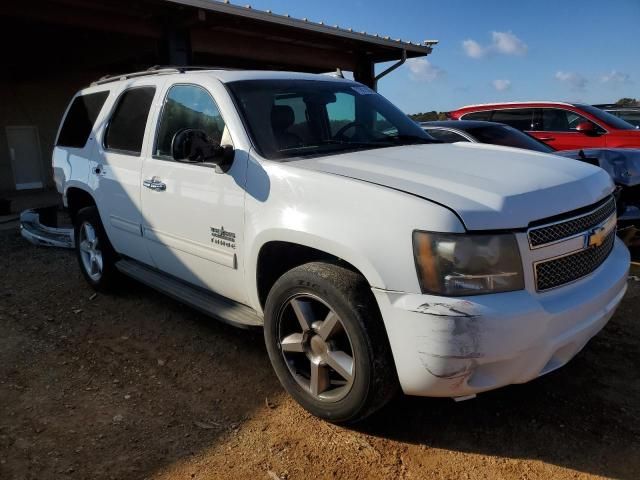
271,105,295,131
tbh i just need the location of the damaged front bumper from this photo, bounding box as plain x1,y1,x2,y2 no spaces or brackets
372,238,629,398
20,207,75,249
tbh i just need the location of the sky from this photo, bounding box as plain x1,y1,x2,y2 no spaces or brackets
236,0,639,113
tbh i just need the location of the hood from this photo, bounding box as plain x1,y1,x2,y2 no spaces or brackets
558,148,640,187
292,142,613,230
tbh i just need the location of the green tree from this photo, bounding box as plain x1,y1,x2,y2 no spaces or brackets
615,98,639,107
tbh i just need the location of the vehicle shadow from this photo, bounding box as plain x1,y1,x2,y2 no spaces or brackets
355,283,640,479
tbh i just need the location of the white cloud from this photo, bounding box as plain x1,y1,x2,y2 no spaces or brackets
462,39,486,59
491,31,528,56
462,31,527,59
407,58,445,82
492,79,512,92
555,71,588,91
601,70,631,86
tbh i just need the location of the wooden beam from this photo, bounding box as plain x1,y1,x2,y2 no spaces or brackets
191,28,359,72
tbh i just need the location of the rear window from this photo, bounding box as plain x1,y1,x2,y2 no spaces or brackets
105,87,156,155
466,125,554,153
461,111,493,121
426,128,470,143
56,91,109,148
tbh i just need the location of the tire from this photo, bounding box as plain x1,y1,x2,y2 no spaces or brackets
264,262,399,423
74,206,119,291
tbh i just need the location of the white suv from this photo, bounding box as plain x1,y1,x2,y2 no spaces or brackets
53,67,629,422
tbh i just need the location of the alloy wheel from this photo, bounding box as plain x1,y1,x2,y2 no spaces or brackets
277,294,355,402
78,222,103,282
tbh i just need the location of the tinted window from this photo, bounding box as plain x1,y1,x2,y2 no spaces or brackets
491,109,534,130
105,87,155,155
425,129,470,143
155,85,225,158
227,80,435,160
461,111,492,121
57,91,109,148
465,125,554,153
537,108,602,132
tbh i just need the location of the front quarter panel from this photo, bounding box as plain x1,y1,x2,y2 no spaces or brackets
243,153,465,312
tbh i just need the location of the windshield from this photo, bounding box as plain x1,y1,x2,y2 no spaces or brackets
576,104,636,130
465,124,555,153
227,79,437,160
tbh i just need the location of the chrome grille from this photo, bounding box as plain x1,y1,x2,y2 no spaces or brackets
528,196,616,248
535,230,615,291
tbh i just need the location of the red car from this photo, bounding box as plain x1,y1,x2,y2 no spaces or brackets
449,102,640,150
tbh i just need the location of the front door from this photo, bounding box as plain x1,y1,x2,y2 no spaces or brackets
528,108,607,150
6,126,43,190
140,83,247,304
93,85,158,265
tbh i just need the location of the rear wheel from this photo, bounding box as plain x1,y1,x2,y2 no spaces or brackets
74,206,119,291
264,262,398,423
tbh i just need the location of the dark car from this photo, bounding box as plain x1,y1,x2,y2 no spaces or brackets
593,104,640,128
422,120,640,244
421,120,555,153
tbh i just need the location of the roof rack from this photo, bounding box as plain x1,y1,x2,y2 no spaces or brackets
90,65,227,86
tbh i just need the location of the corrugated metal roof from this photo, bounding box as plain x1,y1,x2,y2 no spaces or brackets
166,0,437,54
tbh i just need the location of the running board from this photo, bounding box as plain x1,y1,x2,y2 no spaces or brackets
115,259,262,328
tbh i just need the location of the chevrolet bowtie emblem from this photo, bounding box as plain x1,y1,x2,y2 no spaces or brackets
585,214,616,249
587,226,606,248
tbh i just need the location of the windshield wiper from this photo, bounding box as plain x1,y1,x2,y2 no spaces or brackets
319,139,396,148
388,134,440,145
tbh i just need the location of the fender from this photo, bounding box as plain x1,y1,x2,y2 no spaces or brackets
246,228,386,313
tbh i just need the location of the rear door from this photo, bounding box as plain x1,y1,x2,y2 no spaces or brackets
140,81,248,303
528,108,607,150
489,108,535,132
93,84,159,265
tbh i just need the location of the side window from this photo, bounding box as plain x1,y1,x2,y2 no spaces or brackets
491,109,534,130
105,87,155,155
155,84,225,158
461,111,492,121
57,91,109,148
426,129,470,143
326,92,356,136
539,109,594,132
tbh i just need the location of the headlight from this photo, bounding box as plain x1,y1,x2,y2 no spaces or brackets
413,231,524,296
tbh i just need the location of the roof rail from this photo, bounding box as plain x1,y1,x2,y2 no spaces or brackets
90,65,229,86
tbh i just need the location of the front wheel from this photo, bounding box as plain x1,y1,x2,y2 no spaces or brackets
264,262,398,423
74,206,119,291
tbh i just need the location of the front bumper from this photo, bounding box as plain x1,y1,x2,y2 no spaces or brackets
373,237,630,398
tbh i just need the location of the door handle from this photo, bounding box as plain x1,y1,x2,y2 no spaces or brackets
93,164,106,175
143,177,166,191
538,137,555,141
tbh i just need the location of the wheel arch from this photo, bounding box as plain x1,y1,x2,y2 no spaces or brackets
65,186,97,224
251,231,385,313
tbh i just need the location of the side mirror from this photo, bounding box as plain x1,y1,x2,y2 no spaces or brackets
171,129,234,172
575,121,598,135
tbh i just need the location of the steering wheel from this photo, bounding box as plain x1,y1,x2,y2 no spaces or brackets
334,121,369,141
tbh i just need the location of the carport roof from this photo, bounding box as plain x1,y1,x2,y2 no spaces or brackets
168,0,438,62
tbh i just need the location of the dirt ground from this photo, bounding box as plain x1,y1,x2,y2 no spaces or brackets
1,225,639,480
